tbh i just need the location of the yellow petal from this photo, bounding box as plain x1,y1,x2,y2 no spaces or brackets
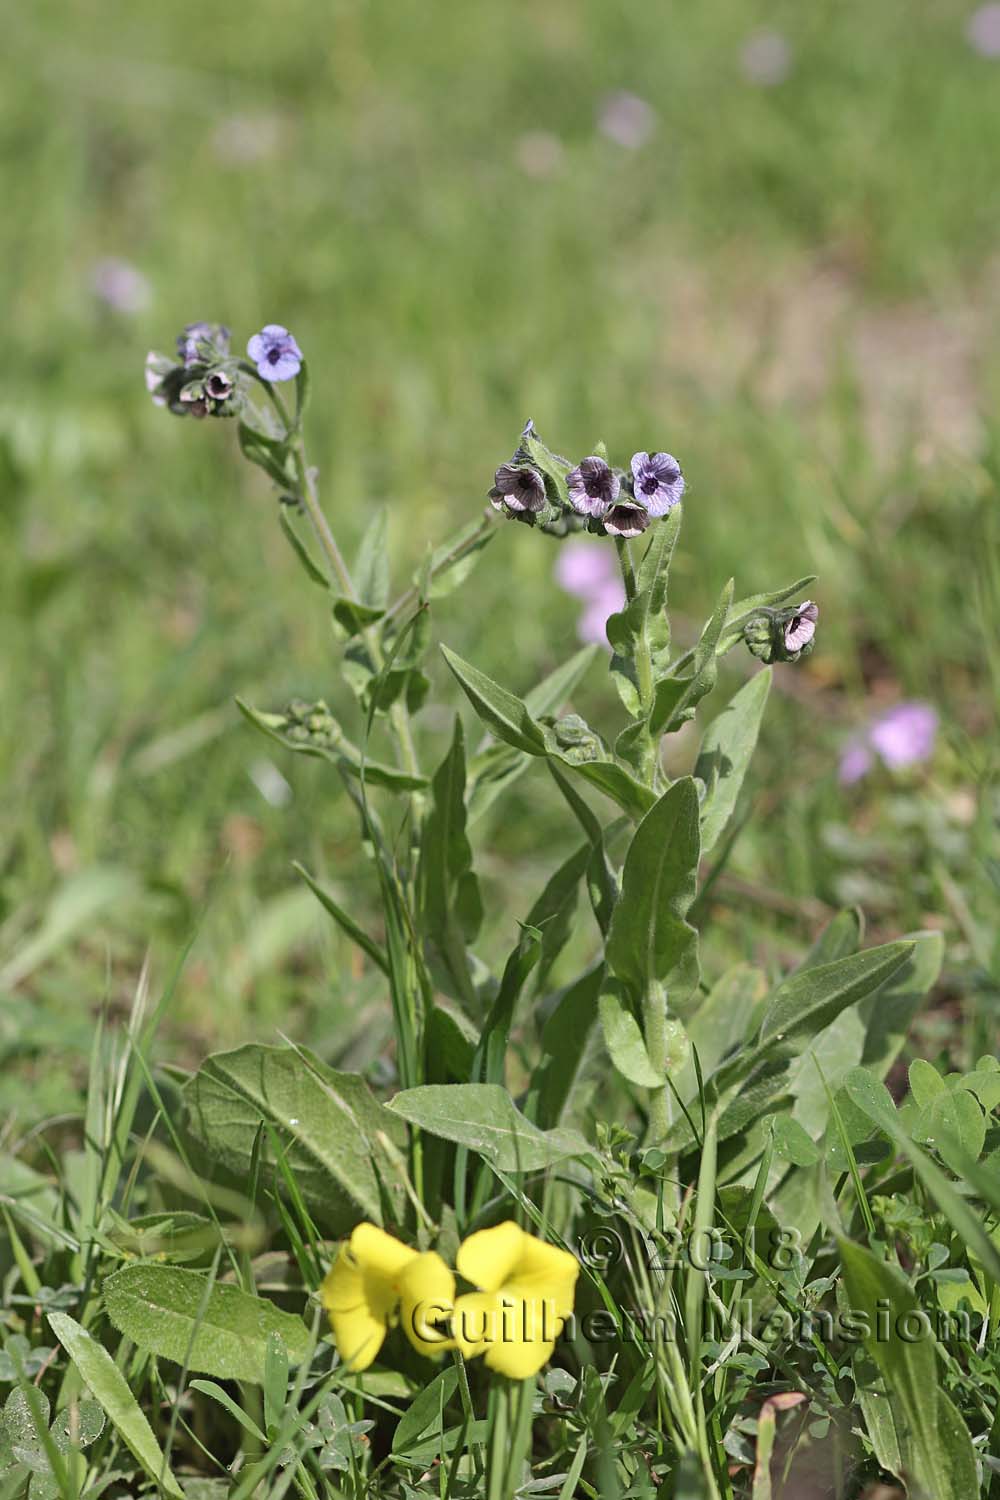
321,1223,419,1372
451,1292,503,1361
452,1289,568,1378
456,1221,527,1293
398,1251,456,1359
350,1223,419,1281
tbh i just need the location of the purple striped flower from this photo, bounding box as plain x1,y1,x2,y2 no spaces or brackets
783,600,818,654
630,451,685,516
567,456,620,518
247,324,303,382
491,462,546,514
603,501,650,538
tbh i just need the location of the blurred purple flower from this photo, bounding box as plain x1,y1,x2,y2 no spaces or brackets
247,324,303,382
739,31,793,86
567,456,620,518
91,258,151,315
554,542,624,647
597,91,657,149
630,451,685,516
839,701,938,784
966,3,1000,56
555,541,616,597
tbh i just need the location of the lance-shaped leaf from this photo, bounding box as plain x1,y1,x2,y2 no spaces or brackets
414,517,495,601
417,716,483,1009
605,777,701,1001
47,1313,185,1500
387,1084,590,1171
533,964,604,1127
183,1043,407,1232
354,506,390,608
598,978,662,1089
694,667,771,854
466,647,597,820
441,646,547,756
839,1238,978,1500
756,942,914,1051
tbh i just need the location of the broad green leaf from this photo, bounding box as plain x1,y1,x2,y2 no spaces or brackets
391,1367,458,1455
440,646,546,756
606,778,700,1001
387,1085,590,1171
417,716,482,1008
908,1058,946,1108
47,1312,185,1500
354,506,390,608
103,1266,310,1384
914,1088,985,1171
756,942,914,1051
771,1115,819,1166
839,1239,978,1500
183,1044,407,1232
524,842,588,994
844,1069,1000,1282
331,597,386,638
295,863,389,975
859,931,943,1079
549,753,656,822
798,907,863,970
959,1069,1000,1111
278,509,328,589
694,669,771,854
599,980,662,1088
533,965,603,1128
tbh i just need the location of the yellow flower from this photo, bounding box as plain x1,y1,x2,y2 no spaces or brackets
321,1224,455,1372
452,1221,578,1380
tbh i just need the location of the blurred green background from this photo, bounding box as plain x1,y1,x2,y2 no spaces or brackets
2,0,999,1120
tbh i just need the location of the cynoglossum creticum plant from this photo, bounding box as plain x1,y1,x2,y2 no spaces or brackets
127,322,960,1496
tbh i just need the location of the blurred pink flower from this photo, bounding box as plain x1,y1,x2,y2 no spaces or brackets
555,542,624,646
967,3,1000,56
555,541,616,597
91,258,151,315
597,92,657,150
839,701,938,784
578,580,627,646
739,31,793,87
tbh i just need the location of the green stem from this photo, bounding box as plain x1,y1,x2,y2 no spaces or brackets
616,538,654,720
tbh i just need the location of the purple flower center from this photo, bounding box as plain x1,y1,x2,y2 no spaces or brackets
267,345,284,364
640,476,658,495
585,476,606,497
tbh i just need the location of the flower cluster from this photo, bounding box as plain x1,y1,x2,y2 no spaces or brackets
489,423,684,541
743,600,819,663
145,322,303,419
145,322,242,419
322,1220,579,1381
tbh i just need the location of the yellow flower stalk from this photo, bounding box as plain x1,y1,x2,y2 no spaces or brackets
322,1224,455,1371
452,1221,578,1379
